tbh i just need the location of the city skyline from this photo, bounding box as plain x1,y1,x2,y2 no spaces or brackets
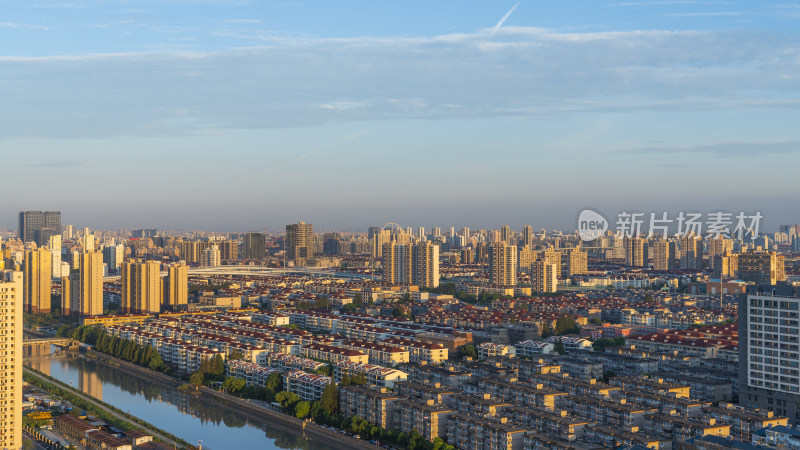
2,1,799,230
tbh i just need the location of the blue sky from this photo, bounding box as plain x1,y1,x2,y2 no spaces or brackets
2,0,799,232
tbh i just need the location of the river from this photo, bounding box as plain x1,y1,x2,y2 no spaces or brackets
24,347,336,450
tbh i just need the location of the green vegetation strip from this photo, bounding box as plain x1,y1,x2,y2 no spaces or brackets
23,366,194,450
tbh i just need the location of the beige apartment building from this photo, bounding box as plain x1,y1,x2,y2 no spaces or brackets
489,243,517,286
532,260,558,293
165,261,188,308
652,239,676,271
738,251,786,285
24,247,52,313
121,259,163,314
76,251,104,316
565,249,587,276
0,270,22,450
286,221,314,262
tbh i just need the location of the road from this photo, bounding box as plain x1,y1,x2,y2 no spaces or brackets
24,368,187,449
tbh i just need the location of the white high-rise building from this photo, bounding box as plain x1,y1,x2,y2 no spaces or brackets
740,294,800,423
49,234,62,278
200,244,221,267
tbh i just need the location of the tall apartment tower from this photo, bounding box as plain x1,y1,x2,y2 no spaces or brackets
76,251,104,316
522,225,533,249
680,233,703,270
565,249,588,276
48,235,62,278
165,261,188,308
738,251,786,285
500,225,512,245
708,237,734,269
103,244,125,271
121,260,163,313
652,239,676,271
382,243,412,285
200,244,221,267
542,248,562,274
19,210,61,246
60,275,72,316
24,248,52,313
412,241,440,288
0,270,23,450
531,260,558,293
286,222,314,262
624,237,648,267
488,243,517,286
242,232,265,260
740,293,800,424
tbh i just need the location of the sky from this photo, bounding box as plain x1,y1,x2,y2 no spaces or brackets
2,0,800,233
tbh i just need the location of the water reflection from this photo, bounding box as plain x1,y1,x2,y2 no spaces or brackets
25,352,334,450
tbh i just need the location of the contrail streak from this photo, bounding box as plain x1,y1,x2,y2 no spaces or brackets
494,2,520,30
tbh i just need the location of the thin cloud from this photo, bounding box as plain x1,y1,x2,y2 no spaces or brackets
619,141,800,158
25,160,83,168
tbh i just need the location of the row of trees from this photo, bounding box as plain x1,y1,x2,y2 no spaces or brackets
95,332,170,373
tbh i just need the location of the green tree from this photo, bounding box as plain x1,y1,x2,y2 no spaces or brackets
554,341,566,355
458,345,478,360
222,377,246,395
319,382,339,415
189,371,204,390
294,401,311,419
265,372,282,392
275,391,300,411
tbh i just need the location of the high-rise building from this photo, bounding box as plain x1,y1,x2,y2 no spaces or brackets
713,254,738,280
19,210,61,246
652,239,676,271
488,243,517,286
500,225,512,245
102,243,125,272
322,233,341,256
200,245,221,267
83,230,95,252
383,243,412,285
24,248,52,313
739,293,800,424
680,233,703,270
121,260,163,313
286,222,314,262
412,241,440,288
49,235,62,278
165,261,188,309
625,237,648,267
738,251,786,285
62,224,74,241
0,270,22,450
383,242,440,287
708,237,734,269
518,247,535,272
565,249,588,276
60,275,72,316
76,251,103,316
242,232,265,260
522,225,533,249
218,240,238,261
531,260,558,293
418,227,426,240
542,248,562,274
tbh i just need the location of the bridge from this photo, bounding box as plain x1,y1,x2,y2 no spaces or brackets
22,337,79,349
187,265,373,280
102,265,373,282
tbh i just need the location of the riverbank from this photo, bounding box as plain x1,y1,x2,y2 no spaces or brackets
23,366,191,449
83,349,377,449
